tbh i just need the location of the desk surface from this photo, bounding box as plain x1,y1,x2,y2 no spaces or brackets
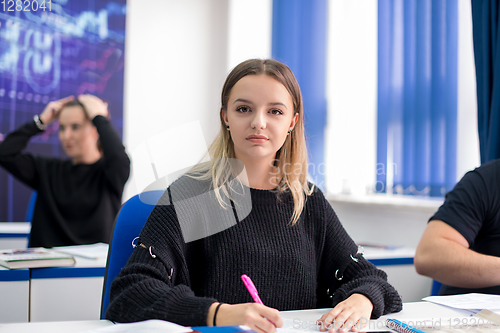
30,255,107,279
0,302,478,333
29,243,108,279
0,244,108,280
362,246,415,260
363,246,415,266
0,319,113,333
0,222,31,236
280,301,472,323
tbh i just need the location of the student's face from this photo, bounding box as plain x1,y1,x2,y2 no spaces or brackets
223,74,298,163
58,106,99,161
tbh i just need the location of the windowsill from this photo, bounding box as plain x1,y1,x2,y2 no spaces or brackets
326,192,444,210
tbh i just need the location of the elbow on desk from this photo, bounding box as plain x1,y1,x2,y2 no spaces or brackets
413,253,426,276
413,247,435,278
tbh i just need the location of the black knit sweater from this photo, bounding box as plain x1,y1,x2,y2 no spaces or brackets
0,116,130,247
106,177,402,326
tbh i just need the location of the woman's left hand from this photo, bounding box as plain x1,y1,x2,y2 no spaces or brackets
318,293,373,333
78,94,109,119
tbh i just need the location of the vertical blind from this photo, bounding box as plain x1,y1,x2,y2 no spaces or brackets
377,0,458,197
272,0,328,190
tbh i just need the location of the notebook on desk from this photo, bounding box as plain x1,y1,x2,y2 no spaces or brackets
0,248,76,269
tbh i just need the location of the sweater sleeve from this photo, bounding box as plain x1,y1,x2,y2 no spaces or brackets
105,192,217,326
0,121,42,189
92,116,130,195
317,191,402,318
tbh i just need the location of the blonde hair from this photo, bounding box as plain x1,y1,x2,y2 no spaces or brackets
189,59,314,225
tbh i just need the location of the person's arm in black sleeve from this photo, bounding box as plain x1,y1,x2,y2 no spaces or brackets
414,166,500,288
105,197,217,326
0,95,77,189
315,189,402,331
0,120,42,189
92,115,130,194
78,94,130,195
105,192,283,329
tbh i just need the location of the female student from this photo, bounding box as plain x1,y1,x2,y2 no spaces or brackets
106,59,402,332
0,94,130,247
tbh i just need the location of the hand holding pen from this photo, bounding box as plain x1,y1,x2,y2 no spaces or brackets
241,274,282,331
206,275,282,333
241,274,265,305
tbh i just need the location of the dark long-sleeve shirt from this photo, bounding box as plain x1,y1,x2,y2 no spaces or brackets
0,116,130,247
106,177,402,326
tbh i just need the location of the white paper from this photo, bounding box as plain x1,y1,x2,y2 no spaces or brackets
279,318,391,333
82,319,192,333
53,243,109,259
278,319,321,333
423,293,500,312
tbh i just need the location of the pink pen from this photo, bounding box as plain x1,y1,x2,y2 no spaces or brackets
241,274,276,326
241,274,264,304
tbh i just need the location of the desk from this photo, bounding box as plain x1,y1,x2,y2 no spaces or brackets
30,251,107,322
0,267,29,323
0,222,30,249
0,319,113,333
280,301,476,329
0,302,486,333
0,244,108,323
30,247,425,321
1,245,427,323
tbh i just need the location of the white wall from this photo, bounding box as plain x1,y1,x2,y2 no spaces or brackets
331,197,443,248
123,0,228,200
227,0,272,72
326,0,378,196
123,0,272,201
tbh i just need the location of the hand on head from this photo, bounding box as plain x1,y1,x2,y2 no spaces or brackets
39,94,109,125
39,95,75,125
78,94,109,120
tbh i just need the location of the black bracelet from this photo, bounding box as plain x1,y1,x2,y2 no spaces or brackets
213,302,223,326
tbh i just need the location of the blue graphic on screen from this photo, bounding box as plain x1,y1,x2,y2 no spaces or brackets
0,0,127,222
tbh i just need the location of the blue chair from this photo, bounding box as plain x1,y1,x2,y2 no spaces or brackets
25,191,37,247
25,190,37,222
431,280,442,296
100,190,163,319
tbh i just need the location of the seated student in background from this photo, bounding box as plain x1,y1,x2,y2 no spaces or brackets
414,159,500,295
106,59,402,332
0,94,130,248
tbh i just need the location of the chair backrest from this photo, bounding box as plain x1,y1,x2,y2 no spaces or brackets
25,190,37,222
101,190,163,319
25,191,37,247
431,280,443,296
